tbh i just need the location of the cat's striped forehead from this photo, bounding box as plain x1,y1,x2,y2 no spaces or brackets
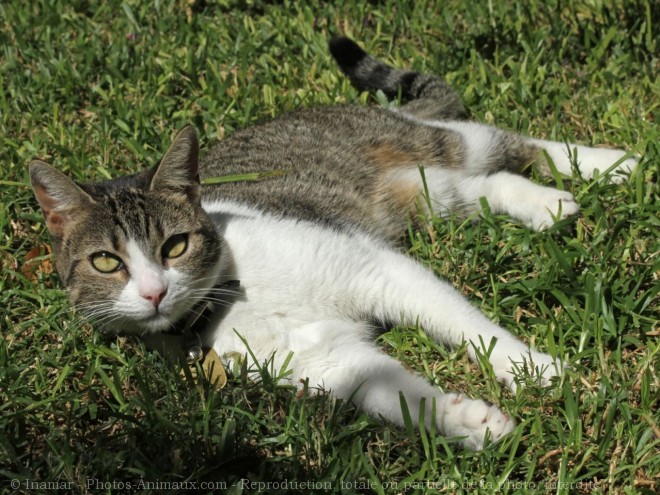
101,189,168,241
56,185,209,280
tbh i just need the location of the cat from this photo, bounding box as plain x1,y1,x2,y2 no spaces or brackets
29,37,637,451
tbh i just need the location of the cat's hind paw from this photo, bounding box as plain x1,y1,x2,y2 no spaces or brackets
575,147,639,184
491,348,563,392
533,140,639,184
442,394,515,450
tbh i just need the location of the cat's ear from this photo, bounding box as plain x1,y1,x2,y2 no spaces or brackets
150,126,200,202
29,160,96,238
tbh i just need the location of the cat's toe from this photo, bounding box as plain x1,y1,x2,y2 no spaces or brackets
483,405,515,444
444,395,515,450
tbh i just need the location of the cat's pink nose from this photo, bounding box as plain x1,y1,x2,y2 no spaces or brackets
141,288,167,308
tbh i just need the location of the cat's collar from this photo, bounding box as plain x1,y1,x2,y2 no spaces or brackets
165,279,241,338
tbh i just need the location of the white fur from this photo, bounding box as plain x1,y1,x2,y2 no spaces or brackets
425,120,507,174
183,201,563,449
114,239,169,330
529,138,638,182
405,117,638,183
126,239,168,302
395,167,579,230
458,171,579,230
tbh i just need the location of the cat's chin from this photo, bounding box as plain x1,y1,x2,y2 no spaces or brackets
106,313,178,336
139,313,179,335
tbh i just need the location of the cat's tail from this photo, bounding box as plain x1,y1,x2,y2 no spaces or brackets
329,36,467,120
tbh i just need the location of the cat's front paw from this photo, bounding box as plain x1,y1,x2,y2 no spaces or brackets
528,189,579,231
491,348,562,391
442,394,515,450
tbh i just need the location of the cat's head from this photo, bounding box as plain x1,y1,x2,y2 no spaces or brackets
29,127,223,335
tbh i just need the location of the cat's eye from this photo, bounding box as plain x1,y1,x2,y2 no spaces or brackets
162,234,188,260
90,252,123,273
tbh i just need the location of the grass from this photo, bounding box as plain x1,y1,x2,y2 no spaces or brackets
1,0,658,493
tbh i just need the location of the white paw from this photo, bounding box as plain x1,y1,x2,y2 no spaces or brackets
574,146,638,183
527,189,579,231
491,348,562,391
533,140,639,183
442,394,515,450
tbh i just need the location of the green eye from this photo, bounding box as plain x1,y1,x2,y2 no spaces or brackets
162,234,188,259
90,252,123,273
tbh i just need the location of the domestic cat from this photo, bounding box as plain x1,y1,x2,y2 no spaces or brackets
29,37,637,450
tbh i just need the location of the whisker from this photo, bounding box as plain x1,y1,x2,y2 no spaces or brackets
189,289,241,297
192,298,232,308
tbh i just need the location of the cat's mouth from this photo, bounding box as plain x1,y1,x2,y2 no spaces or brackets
136,291,198,333
139,298,206,334
140,279,242,336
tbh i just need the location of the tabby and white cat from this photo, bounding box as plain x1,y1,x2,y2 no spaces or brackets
30,38,636,450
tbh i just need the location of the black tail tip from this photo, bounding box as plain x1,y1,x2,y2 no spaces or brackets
329,36,368,70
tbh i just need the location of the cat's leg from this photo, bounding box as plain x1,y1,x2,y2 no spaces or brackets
412,119,638,182
528,138,638,183
289,320,514,450
393,167,577,230
398,120,636,229
384,119,578,229
407,167,579,231
426,143,637,230
208,316,513,449
349,248,562,390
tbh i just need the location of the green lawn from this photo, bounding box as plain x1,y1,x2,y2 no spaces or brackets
1,1,658,493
